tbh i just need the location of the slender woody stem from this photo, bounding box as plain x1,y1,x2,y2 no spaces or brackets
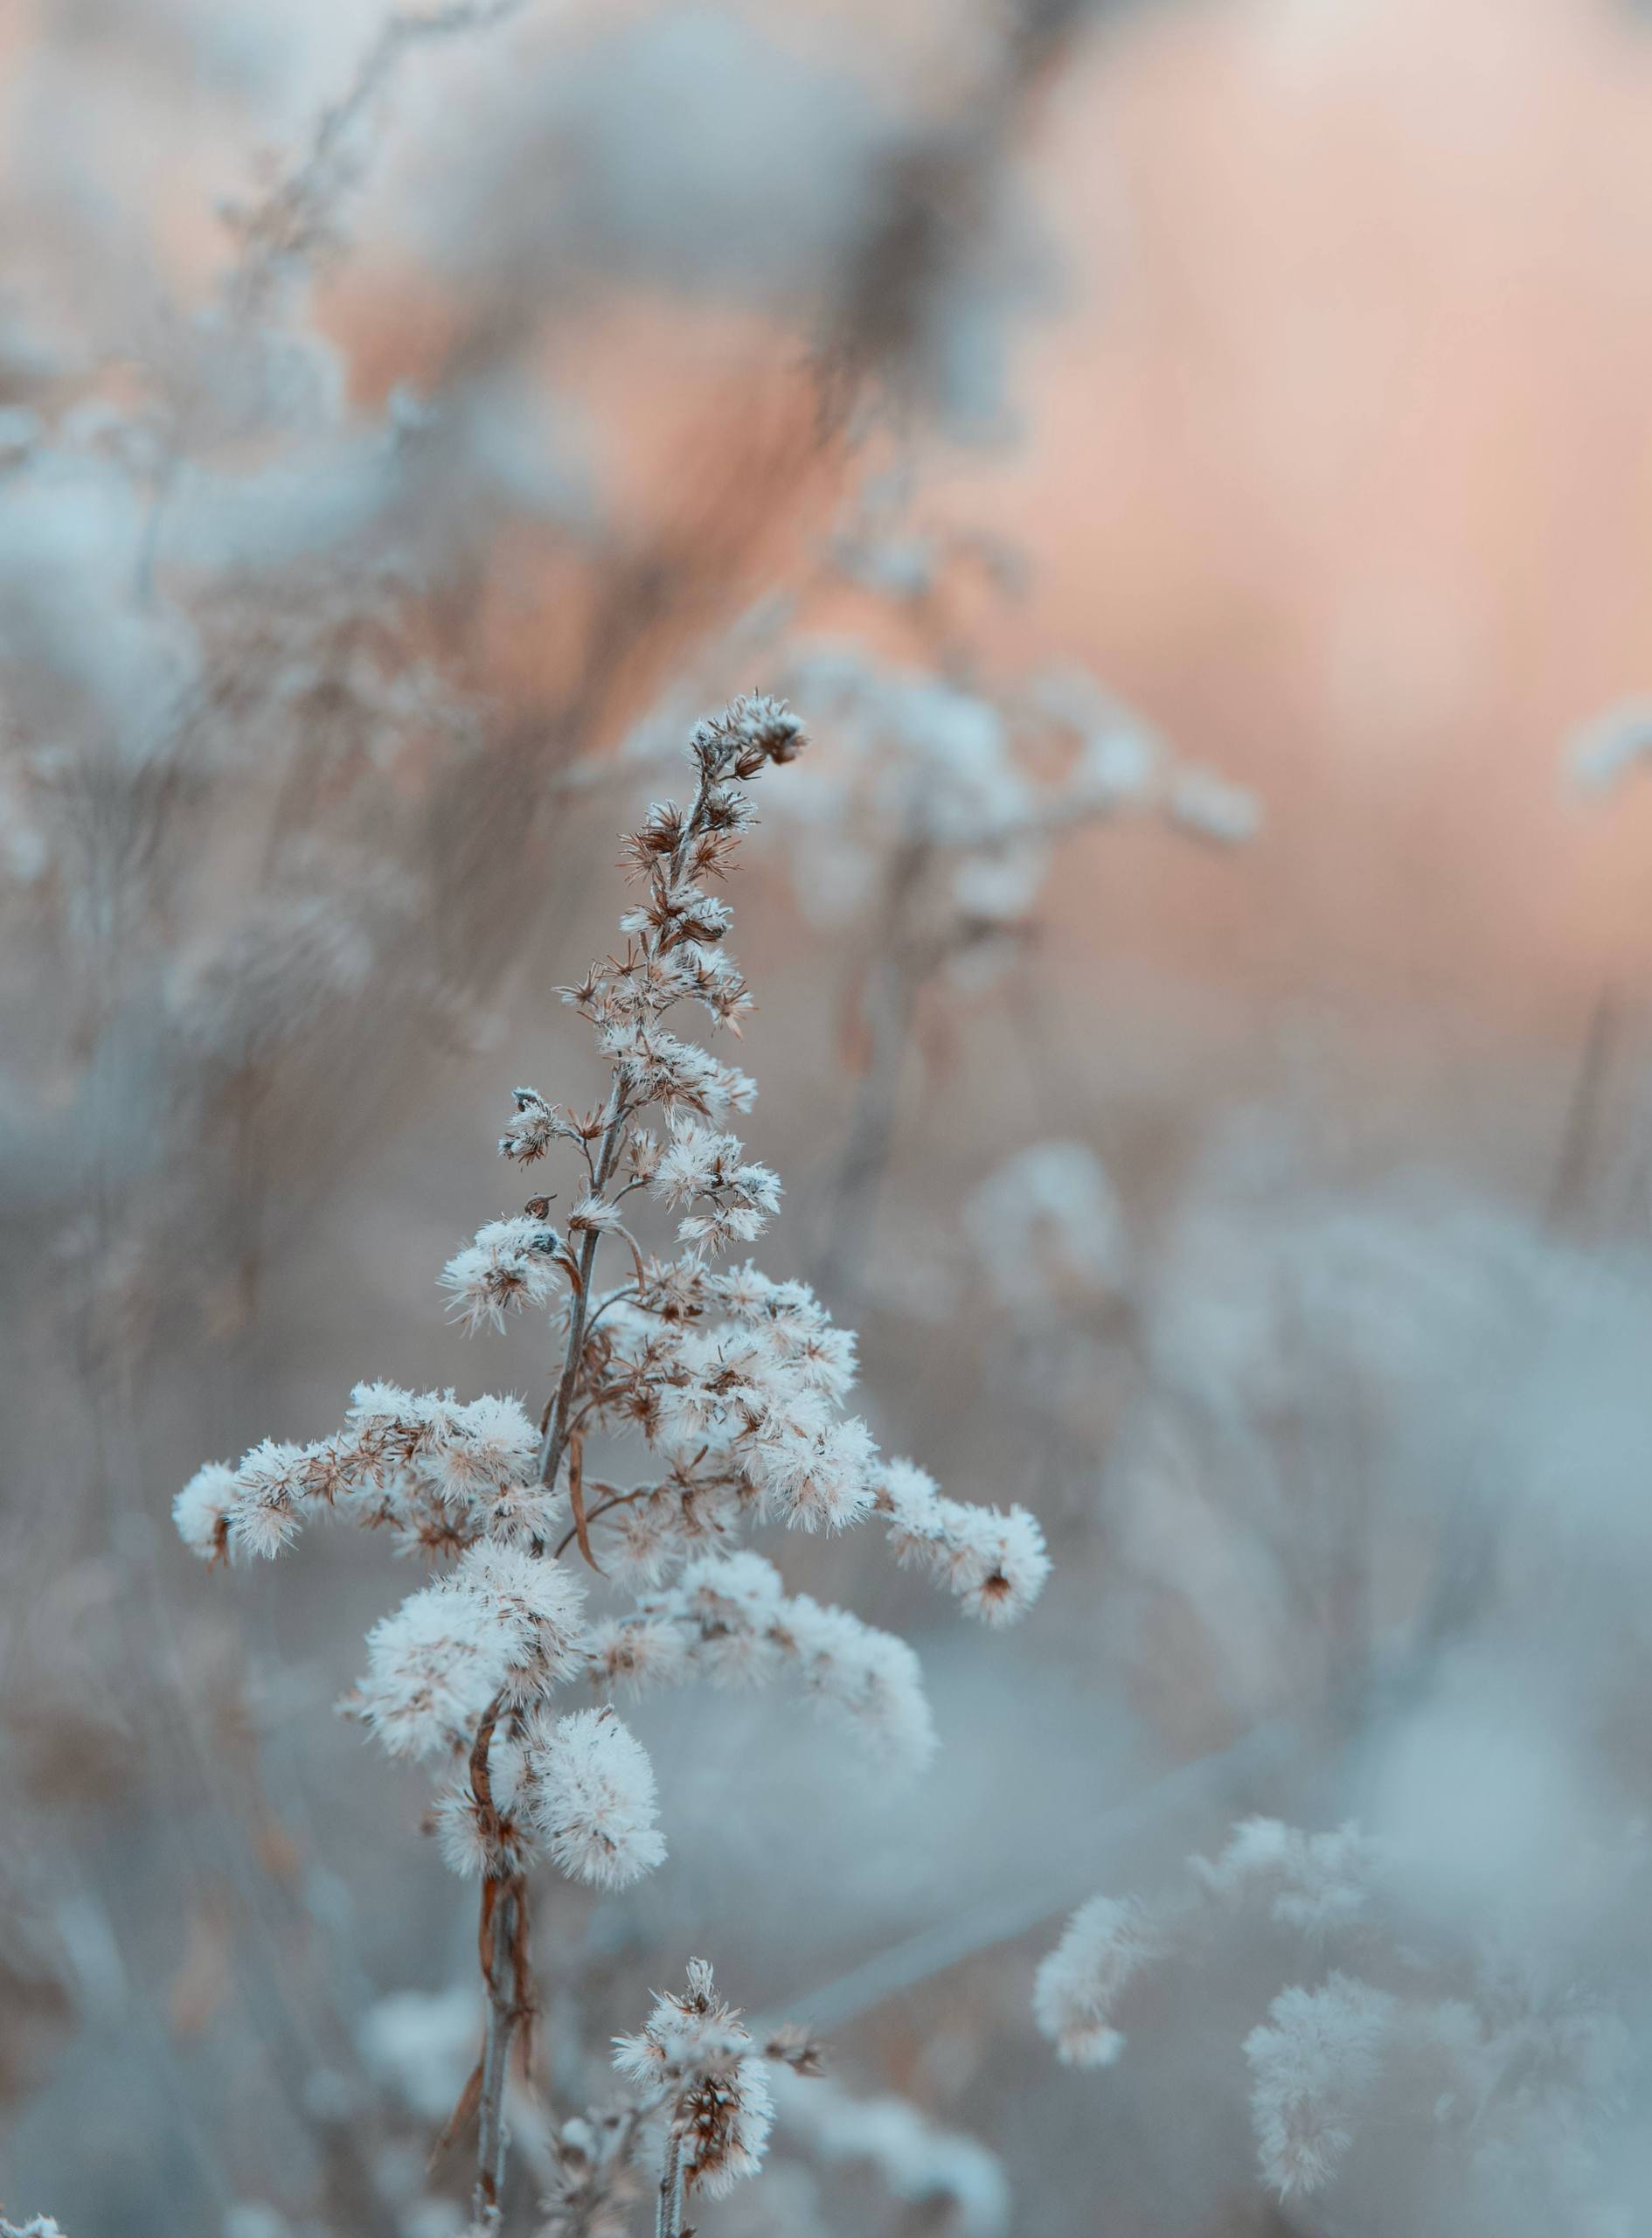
473,1873,523,2224
537,769,712,1499
538,1077,628,1493
469,1693,531,2224
656,2129,684,2238
553,1484,653,1560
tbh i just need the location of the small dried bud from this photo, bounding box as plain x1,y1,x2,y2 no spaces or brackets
763,2022,826,2075
690,693,806,780
501,1088,559,1163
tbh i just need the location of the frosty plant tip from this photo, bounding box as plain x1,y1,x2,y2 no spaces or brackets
173,694,1051,2227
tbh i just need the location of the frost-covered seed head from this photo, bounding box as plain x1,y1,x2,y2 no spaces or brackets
440,1215,565,1332
173,1462,240,1563
1033,1896,1165,2068
523,1707,666,1888
356,1577,509,1761
612,1959,775,2199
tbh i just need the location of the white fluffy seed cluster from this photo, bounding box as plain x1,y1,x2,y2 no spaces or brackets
616,1549,938,1773
1035,1818,1385,2077
172,1382,559,1567
746,646,1260,951
1032,1895,1164,2070
173,697,1051,1901
1033,1817,1608,2208
613,1959,774,2201
1190,1817,1380,1941
1243,1973,1394,2198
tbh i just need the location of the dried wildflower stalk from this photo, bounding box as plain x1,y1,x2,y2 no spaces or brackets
613,1959,822,2238
174,696,1050,2227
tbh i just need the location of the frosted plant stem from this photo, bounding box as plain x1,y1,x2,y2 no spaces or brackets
474,1872,523,2224
469,1693,530,2224
537,1077,627,1494
537,773,711,1498
656,2130,684,2238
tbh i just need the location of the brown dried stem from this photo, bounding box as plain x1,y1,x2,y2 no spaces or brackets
466,1693,535,2223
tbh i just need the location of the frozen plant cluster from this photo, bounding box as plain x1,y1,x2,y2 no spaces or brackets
610,1957,802,2222
1037,1816,1640,2231
617,624,1260,990
172,696,1049,2224
760,645,1260,959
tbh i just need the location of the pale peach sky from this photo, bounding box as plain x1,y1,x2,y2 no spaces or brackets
952,0,1652,1036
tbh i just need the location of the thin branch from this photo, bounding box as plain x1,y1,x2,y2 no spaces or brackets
473,1870,527,2223
553,1484,656,1561
656,2129,684,2238
537,1082,628,1495
537,770,713,1497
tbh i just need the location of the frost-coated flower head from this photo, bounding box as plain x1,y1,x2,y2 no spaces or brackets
784,1594,937,1771
344,1380,456,1464
226,1439,311,1559
1029,1817,1621,2219
874,1462,1050,1624
747,1411,877,1533
614,1958,775,2199
584,1612,691,1694
1034,1822,1385,2082
498,1085,563,1164
955,1505,1052,1626
523,1706,666,1888
598,1023,758,1121
428,1394,538,1507
1033,1895,1164,2068
1192,1818,1381,1941
651,1118,782,1254
1244,1974,1394,2197
660,1549,788,1687
173,1461,241,1563
675,2047,774,2200
691,692,806,775
356,1575,510,1761
1072,724,1159,810
456,1541,588,1702
440,1214,565,1332
538,2103,649,2238
433,1741,535,1881
628,1551,937,1772
742,643,1259,970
